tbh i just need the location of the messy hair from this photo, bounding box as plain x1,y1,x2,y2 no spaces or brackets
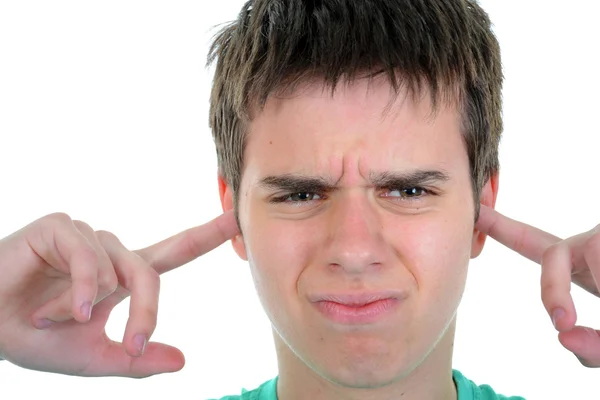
208,0,503,221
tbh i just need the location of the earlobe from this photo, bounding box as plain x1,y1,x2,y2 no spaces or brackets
218,175,248,261
470,172,499,259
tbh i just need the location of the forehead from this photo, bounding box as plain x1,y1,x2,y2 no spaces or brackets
243,77,466,181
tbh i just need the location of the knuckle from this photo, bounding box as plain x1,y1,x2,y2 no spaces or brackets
143,305,158,324
539,289,555,308
511,227,529,255
184,233,204,259
134,307,159,338
95,229,119,242
119,255,159,292
540,277,557,294
541,243,562,267
539,281,553,302
72,220,94,233
78,246,100,266
583,233,600,258
45,212,72,226
98,270,119,293
145,267,160,288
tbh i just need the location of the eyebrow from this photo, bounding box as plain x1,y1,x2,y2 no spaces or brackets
257,169,450,193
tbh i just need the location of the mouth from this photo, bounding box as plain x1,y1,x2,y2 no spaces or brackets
309,291,405,325
309,290,403,306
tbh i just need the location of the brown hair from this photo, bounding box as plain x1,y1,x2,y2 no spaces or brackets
208,0,503,221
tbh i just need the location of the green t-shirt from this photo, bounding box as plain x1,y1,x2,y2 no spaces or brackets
214,370,525,399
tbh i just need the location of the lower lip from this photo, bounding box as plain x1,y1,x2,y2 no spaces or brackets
314,298,399,325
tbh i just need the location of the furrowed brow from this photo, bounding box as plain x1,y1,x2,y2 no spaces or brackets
370,170,450,188
258,174,337,193
257,170,449,193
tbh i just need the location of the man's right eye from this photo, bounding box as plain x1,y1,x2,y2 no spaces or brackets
271,192,323,203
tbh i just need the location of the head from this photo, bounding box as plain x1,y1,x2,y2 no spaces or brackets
209,0,502,393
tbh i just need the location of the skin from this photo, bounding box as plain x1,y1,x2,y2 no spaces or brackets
219,77,498,400
0,211,238,377
476,204,600,367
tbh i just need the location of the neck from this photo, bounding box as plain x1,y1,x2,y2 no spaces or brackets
274,319,458,400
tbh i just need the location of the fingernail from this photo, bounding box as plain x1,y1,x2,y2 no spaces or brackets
80,302,92,321
34,318,54,329
134,334,147,356
552,308,565,329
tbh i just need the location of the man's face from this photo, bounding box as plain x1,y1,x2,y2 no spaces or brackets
223,78,489,388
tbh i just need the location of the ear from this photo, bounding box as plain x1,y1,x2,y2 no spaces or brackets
218,174,248,261
470,172,499,258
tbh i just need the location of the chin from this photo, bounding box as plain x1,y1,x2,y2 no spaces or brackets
315,359,407,390
301,341,416,390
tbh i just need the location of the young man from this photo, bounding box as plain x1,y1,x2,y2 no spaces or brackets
207,0,598,398
0,1,599,399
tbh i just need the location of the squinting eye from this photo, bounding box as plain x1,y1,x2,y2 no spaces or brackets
385,187,427,199
273,192,323,203
289,192,321,202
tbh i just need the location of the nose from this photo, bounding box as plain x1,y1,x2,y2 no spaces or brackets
324,191,386,273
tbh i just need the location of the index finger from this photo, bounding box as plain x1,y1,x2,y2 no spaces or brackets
476,204,562,264
135,210,239,274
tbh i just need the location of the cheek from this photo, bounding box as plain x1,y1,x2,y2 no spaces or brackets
245,213,314,271
242,208,315,315
396,213,473,300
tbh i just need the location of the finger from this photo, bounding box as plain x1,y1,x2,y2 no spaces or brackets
136,210,239,274
579,233,600,297
28,215,100,324
476,204,562,264
33,222,120,326
83,338,185,377
540,243,577,332
73,223,119,303
98,231,160,358
558,326,600,368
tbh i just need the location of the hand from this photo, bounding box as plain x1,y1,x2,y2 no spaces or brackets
476,204,600,367
0,210,238,377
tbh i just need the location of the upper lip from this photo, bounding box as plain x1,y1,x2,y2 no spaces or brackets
309,291,405,307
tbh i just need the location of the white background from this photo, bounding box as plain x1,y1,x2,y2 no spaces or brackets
0,1,598,398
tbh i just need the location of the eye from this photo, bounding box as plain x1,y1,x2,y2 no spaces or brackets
382,187,430,200
289,192,322,202
271,192,323,203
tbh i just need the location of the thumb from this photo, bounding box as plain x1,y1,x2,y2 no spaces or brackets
83,340,185,378
558,326,600,368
